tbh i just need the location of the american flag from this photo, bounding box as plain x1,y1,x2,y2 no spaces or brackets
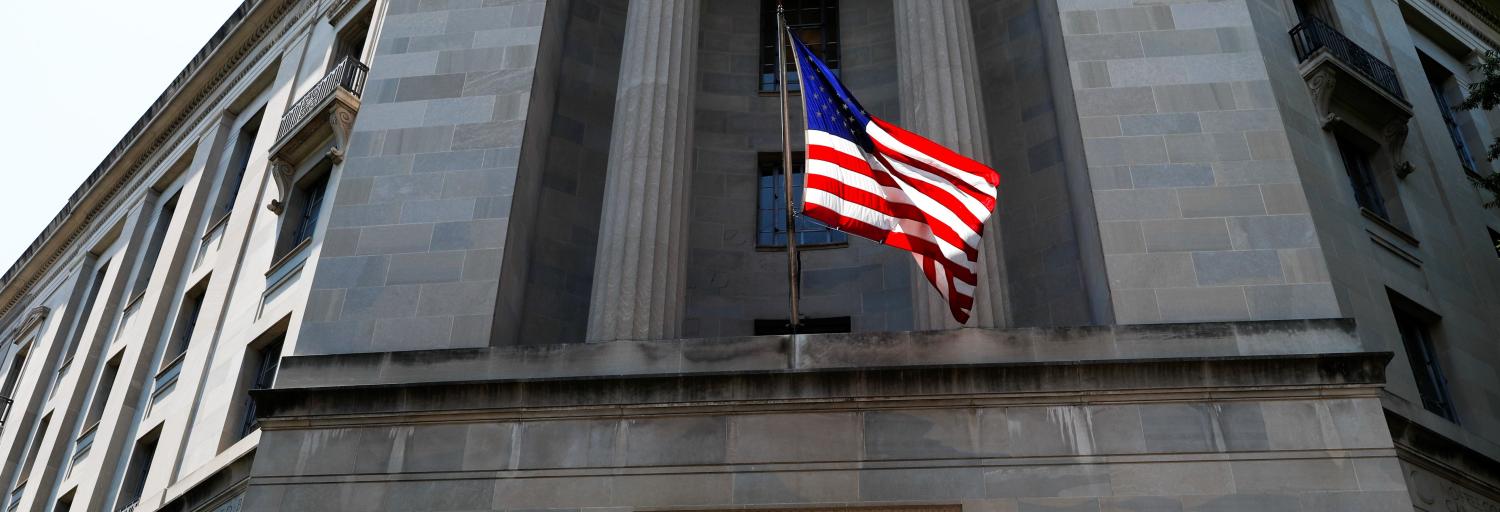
789,31,1001,324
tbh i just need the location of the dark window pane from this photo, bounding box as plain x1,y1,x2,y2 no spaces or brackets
1392,298,1457,422
1336,136,1387,218
756,153,847,248
760,0,839,93
753,316,851,335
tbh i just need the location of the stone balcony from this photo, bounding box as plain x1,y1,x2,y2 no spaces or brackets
265,56,367,214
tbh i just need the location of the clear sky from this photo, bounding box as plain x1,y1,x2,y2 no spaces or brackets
0,0,247,273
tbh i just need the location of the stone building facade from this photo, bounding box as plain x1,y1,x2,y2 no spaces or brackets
0,0,1498,510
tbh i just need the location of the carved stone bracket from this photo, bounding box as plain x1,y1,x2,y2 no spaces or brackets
1384,120,1416,179
329,103,356,157
1308,68,1338,128
268,159,295,215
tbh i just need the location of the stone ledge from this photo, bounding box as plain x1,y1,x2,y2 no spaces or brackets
276,319,1362,389
256,351,1392,423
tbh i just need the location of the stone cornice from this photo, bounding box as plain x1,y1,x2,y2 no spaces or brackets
254,351,1393,426
0,0,316,319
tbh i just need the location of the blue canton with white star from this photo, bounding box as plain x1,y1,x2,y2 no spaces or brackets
790,32,875,153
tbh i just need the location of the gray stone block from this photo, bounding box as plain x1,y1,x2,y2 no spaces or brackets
986,465,1110,498
1152,83,1235,113
1109,461,1233,496
624,416,728,466
1177,185,1266,218
1227,215,1317,250
1129,164,1214,188
864,409,977,460
1088,405,1145,454
1120,113,1201,136
415,280,498,316
1141,218,1231,252
860,467,985,500
1244,284,1339,318
732,471,858,504
381,125,456,155
1094,189,1181,220
452,120,527,150
431,219,508,250
1140,29,1222,57
414,149,489,173
424,95,497,126
1106,253,1196,289
1212,160,1298,185
729,412,860,463
1066,33,1145,60
1156,287,1251,322
1180,494,1300,512
1299,491,1413,512
399,198,477,223
1085,136,1169,166
1099,221,1145,254
516,419,617,468
1006,406,1091,457
1101,496,1182,512
1075,87,1157,116
1260,183,1308,214
492,475,613,508
355,224,435,255
311,255,390,289
387,250,465,285
342,284,421,319
370,174,444,203
1230,459,1360,493
1192,250,1283,285
1017,497,1102,512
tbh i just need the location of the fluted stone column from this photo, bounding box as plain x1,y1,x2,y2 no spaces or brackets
586,0,700,342
895,0,1011,329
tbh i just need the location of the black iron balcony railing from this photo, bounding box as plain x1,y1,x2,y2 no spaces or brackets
1290,17,1404,101
276,56,368,141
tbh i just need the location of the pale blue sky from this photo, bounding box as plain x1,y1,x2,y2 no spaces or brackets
0,0,246,272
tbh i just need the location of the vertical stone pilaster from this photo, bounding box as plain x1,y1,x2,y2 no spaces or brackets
894,0,1011,329
585,0,700,341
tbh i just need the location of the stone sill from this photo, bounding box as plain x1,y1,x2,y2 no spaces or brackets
255,351,1393,425
277,319,1364,390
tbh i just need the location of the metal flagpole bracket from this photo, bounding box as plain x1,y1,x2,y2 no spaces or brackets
776,2,801,334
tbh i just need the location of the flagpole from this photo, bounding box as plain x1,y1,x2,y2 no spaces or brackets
776,3,801,334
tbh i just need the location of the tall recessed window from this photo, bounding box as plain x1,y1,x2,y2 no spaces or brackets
238,338,283,439
61,262,111,362
215,110,264,219
0,346,29,426
1336,134,1388,219
115,434,157,512
1391,293,1457,422
759,0,839,93
332,11,371,67
274,165,331,262
1422,57,1480,173
1290,0,1334,23
129,193,180,299
78,355,122,454
757,153,846,248
158,282,206,389
12,413,50,492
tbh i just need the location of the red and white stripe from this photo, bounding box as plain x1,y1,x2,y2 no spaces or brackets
801,117,1001,324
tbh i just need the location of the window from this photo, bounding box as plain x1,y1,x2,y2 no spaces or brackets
760,0,839,93
215,110,264,218
13,413,50,488
1336,134,1388,219
116,435,157,511
1,346,28,427
61,262,111,361
163,285,205,366
1422,57,1480,173
129,193,179,299
332,12,371,67
753,316,851,335
238,338,283,439
274,168,330,261
757,153,846,248
1290,0,1333,23
53,491,73,512
1390,293,1457,422
81,355,122,438
1489,228,1500,259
